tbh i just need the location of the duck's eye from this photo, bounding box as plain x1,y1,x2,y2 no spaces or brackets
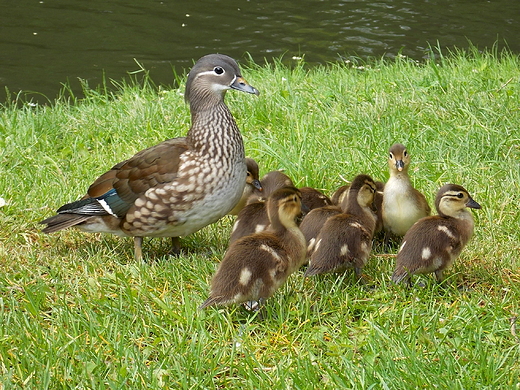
457,192,464,198
403,150,408,157
213,66,224,75
389,153,393,159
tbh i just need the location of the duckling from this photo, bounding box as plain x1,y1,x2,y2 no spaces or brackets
300,180,382,257
299,205,342,257
227,158,263,215
333,182,384,234
200,187,307,309
391,184,481,285
249,170,294,203
299,187,333,211
305,174,377,279
229,170,295,244
39,54,259,260
382,143,431,239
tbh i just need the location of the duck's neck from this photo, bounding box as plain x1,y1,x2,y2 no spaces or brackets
276,224,307,269
187,101,245,161
442,209,475,243
350,201,376,227
441,208,474,222
389,169,410,181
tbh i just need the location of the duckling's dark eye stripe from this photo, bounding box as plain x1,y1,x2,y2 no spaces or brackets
444,191,465,199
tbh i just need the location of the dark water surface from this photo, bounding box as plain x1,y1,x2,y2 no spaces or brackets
1,0,519,103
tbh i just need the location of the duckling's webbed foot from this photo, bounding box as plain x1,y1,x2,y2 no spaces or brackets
243,298,265,312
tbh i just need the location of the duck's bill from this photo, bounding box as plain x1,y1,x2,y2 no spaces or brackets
231,76,260,95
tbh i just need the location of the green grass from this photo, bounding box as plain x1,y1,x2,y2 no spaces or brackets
1,46,520,388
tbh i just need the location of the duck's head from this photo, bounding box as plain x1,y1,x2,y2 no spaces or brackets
267,187,304,227
349,174,377,210
245,158,263,191
435,184,481,218
185,54,259,108
388,143,410,172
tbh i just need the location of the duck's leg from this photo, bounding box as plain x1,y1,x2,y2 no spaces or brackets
354,266,370,286
434,269,444,283
170,237,181,256
134,236,143,261
243,297,266,312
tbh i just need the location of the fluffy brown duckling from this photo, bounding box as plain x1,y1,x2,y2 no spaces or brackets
299,187,333,210
305,174,377,279
300,180,383,257
301,184,353,254
200,187,307,309
299,205,343,257
248,170,294,203
229,170,294,244
382,143,431,239
391,184,481,285
227,158,263,215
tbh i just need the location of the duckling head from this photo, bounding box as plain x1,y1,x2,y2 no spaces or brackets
388,143,410,173
356,176,377,209
342,174,377,212
267,187,304,228
245,158,263,191
435,184,481,218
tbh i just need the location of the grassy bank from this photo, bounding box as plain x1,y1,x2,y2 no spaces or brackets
1,47,519,388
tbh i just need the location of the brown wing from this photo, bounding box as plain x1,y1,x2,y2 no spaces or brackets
86,137,188,204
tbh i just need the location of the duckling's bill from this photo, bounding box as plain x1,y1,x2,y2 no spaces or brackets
467,198,481,209
252,179,263,191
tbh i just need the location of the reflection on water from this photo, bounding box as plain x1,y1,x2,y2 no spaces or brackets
1,0,519,102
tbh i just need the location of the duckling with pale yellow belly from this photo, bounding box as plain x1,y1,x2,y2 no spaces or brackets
392,184,481,285
382,143,431,239
200,187,307,309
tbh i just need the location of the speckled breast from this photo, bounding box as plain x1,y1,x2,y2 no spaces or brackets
121,154,246,238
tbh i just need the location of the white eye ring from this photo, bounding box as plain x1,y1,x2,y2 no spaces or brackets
214,66,225,75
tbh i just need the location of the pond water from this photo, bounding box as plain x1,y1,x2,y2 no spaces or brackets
1,0,519,103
